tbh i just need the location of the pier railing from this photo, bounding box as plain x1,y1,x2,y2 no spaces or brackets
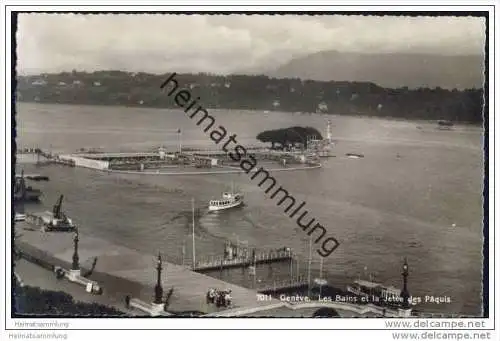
412,312,478,318
256,277,309,292
194,249,294,272
16,147,76,167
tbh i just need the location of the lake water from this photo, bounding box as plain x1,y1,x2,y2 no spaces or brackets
14,102,484,315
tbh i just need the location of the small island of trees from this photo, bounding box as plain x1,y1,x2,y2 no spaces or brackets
256,126,323,150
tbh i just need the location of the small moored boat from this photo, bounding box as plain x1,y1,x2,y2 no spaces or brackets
346,153,364,159
14,213,26,222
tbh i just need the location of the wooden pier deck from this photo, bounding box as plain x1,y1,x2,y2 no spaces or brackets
194,249,294,272
256,277,309,292
14,222,281,314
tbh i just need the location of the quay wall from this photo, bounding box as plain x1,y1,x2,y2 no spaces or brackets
55,153,321,174
105,164,322,176
16,240,152,308
15,224,281,314
206,301,403,317
15,235,168,307
58,154,110,170
76,152,159,159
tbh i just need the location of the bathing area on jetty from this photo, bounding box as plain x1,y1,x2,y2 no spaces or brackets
17,146,322,175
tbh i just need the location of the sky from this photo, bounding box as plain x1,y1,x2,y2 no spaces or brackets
17,14,486,75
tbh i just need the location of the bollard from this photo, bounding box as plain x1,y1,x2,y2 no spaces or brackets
54,267,65,279
125,295,131,309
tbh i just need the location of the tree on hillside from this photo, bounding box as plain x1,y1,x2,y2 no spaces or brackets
15,72,484,124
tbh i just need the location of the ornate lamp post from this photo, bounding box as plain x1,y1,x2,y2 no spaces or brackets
153,252,164,305
400,257,410,309
71,228,80,271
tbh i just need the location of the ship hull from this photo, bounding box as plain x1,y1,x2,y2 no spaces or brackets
208,200,243,212
14,192,42,202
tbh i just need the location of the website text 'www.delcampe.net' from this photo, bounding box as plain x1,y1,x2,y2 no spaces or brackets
160,72,340,258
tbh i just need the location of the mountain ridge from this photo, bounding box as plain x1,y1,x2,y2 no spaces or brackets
268,50,484,90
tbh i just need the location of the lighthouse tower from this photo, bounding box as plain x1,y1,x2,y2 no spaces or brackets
326,120,332,142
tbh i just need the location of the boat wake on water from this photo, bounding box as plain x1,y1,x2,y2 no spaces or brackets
241,213,266,229
168,204,243,243
197,209,256,241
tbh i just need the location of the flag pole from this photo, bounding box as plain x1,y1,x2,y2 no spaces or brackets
307,235,312,297
192,198,196,270
178,128,182,153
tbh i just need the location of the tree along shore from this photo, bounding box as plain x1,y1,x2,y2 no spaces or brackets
17,71,484,124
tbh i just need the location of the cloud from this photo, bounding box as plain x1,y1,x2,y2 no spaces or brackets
17,13,485,75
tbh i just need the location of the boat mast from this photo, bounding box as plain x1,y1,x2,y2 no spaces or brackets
319,256,325,297
178,128,182,153
296,257,300,282
307,235,312,296
319,256,323,279
191,198,196,270
326,120,332,142
181,242,185,267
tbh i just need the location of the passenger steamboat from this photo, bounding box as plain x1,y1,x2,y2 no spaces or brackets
208,183,244,212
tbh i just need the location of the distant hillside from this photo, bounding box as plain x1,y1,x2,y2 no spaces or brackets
16,71,484,123
270,51,484,90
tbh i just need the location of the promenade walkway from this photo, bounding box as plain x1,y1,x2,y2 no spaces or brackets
15,222,280,314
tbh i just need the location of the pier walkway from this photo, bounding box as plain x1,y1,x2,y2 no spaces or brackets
256,277,309,292
15,222,281,314
194,249,294,272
